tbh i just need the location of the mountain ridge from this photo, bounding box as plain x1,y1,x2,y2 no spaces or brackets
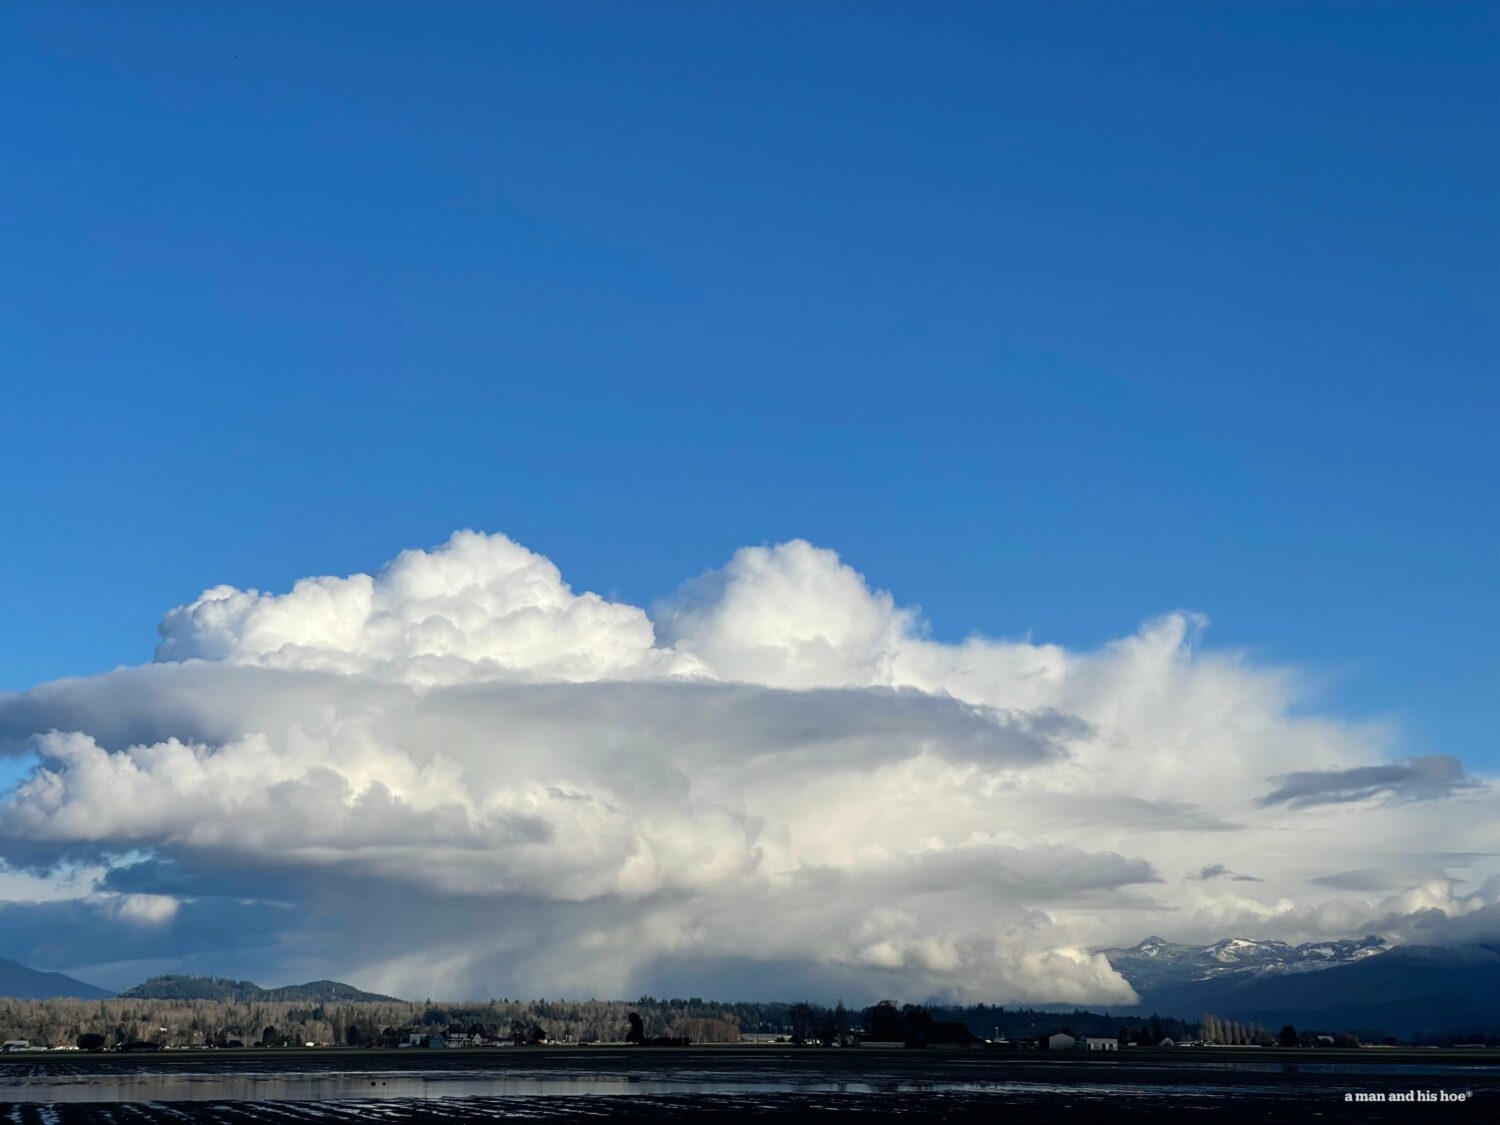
117,975,399,1003
1098,933,1389,993
1101,934,1500,1036
0,958,113,1000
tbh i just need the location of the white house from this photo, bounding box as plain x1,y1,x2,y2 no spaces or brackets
1,1041,30,1053
1046,1032,1076,1050
1082,1038,1118,1052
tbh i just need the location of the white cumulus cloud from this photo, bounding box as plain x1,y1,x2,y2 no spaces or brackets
0,530,1491,1002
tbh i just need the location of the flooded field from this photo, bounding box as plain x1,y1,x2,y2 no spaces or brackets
0,1047,1496,1122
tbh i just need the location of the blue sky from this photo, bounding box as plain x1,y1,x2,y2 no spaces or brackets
2,0,1495,773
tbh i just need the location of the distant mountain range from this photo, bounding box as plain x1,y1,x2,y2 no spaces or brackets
117,975,398,1002
1101,934,1500,1037
7,941,1500,1040
0,958,113,1000
1100,933,1389,995
0,962,398,1003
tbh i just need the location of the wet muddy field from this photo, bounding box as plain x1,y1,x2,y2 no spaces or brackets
1,1046,1495,1122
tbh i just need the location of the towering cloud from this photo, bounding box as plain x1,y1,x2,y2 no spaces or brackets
154,530,680,682
0,531,1492,1001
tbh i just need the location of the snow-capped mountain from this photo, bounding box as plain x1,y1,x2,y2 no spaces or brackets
1099,934,1388,995
1099,937,1500,1037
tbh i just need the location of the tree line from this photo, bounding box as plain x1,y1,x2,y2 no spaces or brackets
0,996,754,1049
0,996,1204,1050
6,996,1388,1051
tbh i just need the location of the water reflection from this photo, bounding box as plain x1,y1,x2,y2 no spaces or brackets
2,1074,878,1103
0,1058,1491,1105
